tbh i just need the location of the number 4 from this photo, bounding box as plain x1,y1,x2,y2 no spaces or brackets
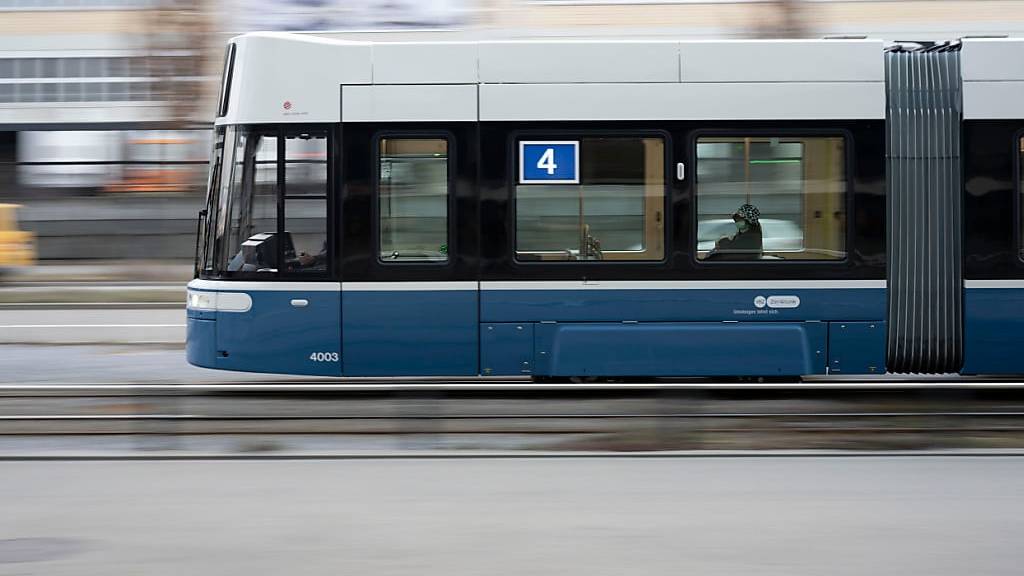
537,148,557,175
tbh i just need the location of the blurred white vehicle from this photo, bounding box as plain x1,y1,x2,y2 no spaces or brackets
18,131,119,189
697,218,804,253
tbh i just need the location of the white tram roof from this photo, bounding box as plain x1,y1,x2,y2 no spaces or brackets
961,37,1024,120
219,32,885,125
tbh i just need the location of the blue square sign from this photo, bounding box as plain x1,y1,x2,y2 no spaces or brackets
519,141,579,184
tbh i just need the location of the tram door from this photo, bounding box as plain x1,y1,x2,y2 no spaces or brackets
340,130,479,376
215,128,342,376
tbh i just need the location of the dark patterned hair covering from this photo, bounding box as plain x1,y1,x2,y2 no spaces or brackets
733,204,761,226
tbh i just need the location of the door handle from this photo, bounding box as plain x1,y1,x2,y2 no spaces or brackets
290,299,309,308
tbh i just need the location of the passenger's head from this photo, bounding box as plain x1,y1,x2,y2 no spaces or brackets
732,204,761,232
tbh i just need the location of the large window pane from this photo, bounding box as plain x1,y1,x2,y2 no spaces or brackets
285,134,327,196
696,136,846,261
516,137,664,261
378,138,449,263
285,198,327,273
214,127,240,267
223,132,277,274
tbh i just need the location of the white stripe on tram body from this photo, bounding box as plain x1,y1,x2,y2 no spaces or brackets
188,279,888,295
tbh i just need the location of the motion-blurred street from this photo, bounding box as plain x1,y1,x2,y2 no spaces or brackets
2,455,1023,576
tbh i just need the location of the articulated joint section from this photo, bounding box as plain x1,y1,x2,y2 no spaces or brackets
884,43,964,374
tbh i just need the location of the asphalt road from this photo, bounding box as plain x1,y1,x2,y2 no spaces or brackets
1,456,1022,575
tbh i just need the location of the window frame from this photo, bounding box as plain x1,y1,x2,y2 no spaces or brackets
508,129,672,267
690,127,855,267
371,130,456,268
199,126,226,274
216,43,236,118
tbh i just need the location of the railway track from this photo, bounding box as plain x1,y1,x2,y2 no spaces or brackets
3,384,1024,452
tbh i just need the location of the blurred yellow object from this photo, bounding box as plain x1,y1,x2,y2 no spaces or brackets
0,204,37,269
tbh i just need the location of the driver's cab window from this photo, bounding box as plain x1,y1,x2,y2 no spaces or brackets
216,127,328,277
283,134,328,273
223,133,276,274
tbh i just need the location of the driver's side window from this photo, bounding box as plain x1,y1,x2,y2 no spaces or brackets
283,133,328,274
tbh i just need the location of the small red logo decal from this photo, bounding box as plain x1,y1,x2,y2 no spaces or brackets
283,100,292,110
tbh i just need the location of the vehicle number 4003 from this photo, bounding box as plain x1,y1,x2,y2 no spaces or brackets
309,352,339,362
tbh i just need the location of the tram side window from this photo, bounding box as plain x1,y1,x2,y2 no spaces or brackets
695,136,846,261
378,138,449,263
515,137,665,262
207,126,329,277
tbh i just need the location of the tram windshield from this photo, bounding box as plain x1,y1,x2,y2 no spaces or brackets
199,125,329,278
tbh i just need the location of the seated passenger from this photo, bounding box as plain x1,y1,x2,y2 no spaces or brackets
295,240,327,270
705,204,763,261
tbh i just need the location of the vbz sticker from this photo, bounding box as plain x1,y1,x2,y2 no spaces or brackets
519,141,579,184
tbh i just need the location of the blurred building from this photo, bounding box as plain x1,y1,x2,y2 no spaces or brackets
483,0,1024,40
229,0,467,31
0,0,214,197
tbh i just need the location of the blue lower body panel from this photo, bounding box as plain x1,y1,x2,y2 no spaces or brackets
481,323,534,376
215,289,341,376
343,289,478,376
533,322,827,377
828,321,886,374
964,288,1024,375
186,317,217,369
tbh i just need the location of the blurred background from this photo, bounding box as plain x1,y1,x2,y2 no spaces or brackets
1,0,1024,271
0,1,1010,270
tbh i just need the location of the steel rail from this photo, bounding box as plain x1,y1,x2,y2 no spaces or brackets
3,451,1024,462
4,411,1024,420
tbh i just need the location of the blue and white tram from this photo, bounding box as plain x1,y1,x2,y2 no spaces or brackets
186,32,1024,378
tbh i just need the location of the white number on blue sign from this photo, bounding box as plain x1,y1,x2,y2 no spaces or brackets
310,352,339,362
537,148,558,175
519,141,579,184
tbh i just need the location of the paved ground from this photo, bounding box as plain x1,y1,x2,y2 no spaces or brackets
0,456,1022,575
0,344,299,384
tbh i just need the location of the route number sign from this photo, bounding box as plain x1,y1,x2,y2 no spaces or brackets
519,141,579,184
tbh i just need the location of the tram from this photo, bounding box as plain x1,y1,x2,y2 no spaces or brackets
186,32,1024,378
